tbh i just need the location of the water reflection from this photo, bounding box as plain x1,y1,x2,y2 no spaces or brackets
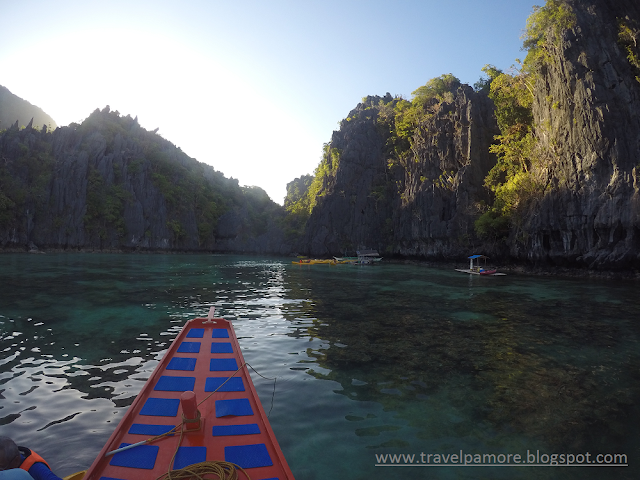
281,264,640,478
0,254,638,479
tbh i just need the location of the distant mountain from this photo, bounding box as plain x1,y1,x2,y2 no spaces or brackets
0,85,57,131
0,106,290,253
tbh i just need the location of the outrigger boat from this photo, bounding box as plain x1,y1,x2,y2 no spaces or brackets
455,254,506,276
74,307,294,480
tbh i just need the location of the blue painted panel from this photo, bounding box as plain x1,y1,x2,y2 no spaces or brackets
186,328,204,338
128,424,175,436
177,342,201,353
174,446,207,469
210,358,238,371
109,443,159,469
154,375,196,392
215,398,253,417
211,329,229,338
205,377,245,392
140,398,180,417
211,342,233,353
212,423,260,436
224,443,273,469
167,357,197,371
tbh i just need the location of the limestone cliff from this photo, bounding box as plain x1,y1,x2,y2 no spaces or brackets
301,88,499,257
515,0,640,269
0,107,290,253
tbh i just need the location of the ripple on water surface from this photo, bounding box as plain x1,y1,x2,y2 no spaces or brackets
1,254,639,479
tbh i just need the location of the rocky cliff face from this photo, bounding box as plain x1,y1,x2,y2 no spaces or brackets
302,95,394,255
518,0,640,269
0,108,291,253
302,88,499,257
391,86,499,257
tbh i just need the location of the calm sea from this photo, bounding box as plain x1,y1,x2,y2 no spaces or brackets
0,253,638,479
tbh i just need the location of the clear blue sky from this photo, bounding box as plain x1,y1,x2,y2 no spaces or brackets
0,0,536,204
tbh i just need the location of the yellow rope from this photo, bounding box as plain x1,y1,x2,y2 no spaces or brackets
155,460,251,480
155,421,251,480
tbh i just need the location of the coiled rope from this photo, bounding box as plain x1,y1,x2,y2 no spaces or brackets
155,460,250,480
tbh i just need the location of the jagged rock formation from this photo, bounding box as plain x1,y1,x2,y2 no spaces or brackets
391,87,499,257
0,85,57,131
302,95,396,255
517,0,640,269
301,88,499,257
0,107,290,253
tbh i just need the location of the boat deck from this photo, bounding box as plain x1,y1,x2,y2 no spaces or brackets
83,315,294,480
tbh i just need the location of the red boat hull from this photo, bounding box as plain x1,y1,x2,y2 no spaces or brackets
83,316,295,480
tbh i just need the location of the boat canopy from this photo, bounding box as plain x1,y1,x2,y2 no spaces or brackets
357,250,379,256
468,254,488,259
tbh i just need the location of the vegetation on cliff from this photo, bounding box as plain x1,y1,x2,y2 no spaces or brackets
0,124,54,229
474,0,576,242
282,74,472,255
286,73,497,257
618,17,640,84
285,74,465,218
283,174,313,239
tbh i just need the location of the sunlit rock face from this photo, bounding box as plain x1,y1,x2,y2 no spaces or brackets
301,88,499,258
517,0,640,269
390,86,499,258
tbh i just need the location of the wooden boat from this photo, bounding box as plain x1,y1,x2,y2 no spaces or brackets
455,254,506,276
81,308,295,480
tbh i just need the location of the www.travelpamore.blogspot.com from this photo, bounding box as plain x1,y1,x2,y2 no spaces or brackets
375,450,628,467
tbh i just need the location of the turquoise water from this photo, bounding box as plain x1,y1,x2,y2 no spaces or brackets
0,253,638,479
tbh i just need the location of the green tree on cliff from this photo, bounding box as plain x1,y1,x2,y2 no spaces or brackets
411,74,461,105
475,1,576,241
474,64,503,92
